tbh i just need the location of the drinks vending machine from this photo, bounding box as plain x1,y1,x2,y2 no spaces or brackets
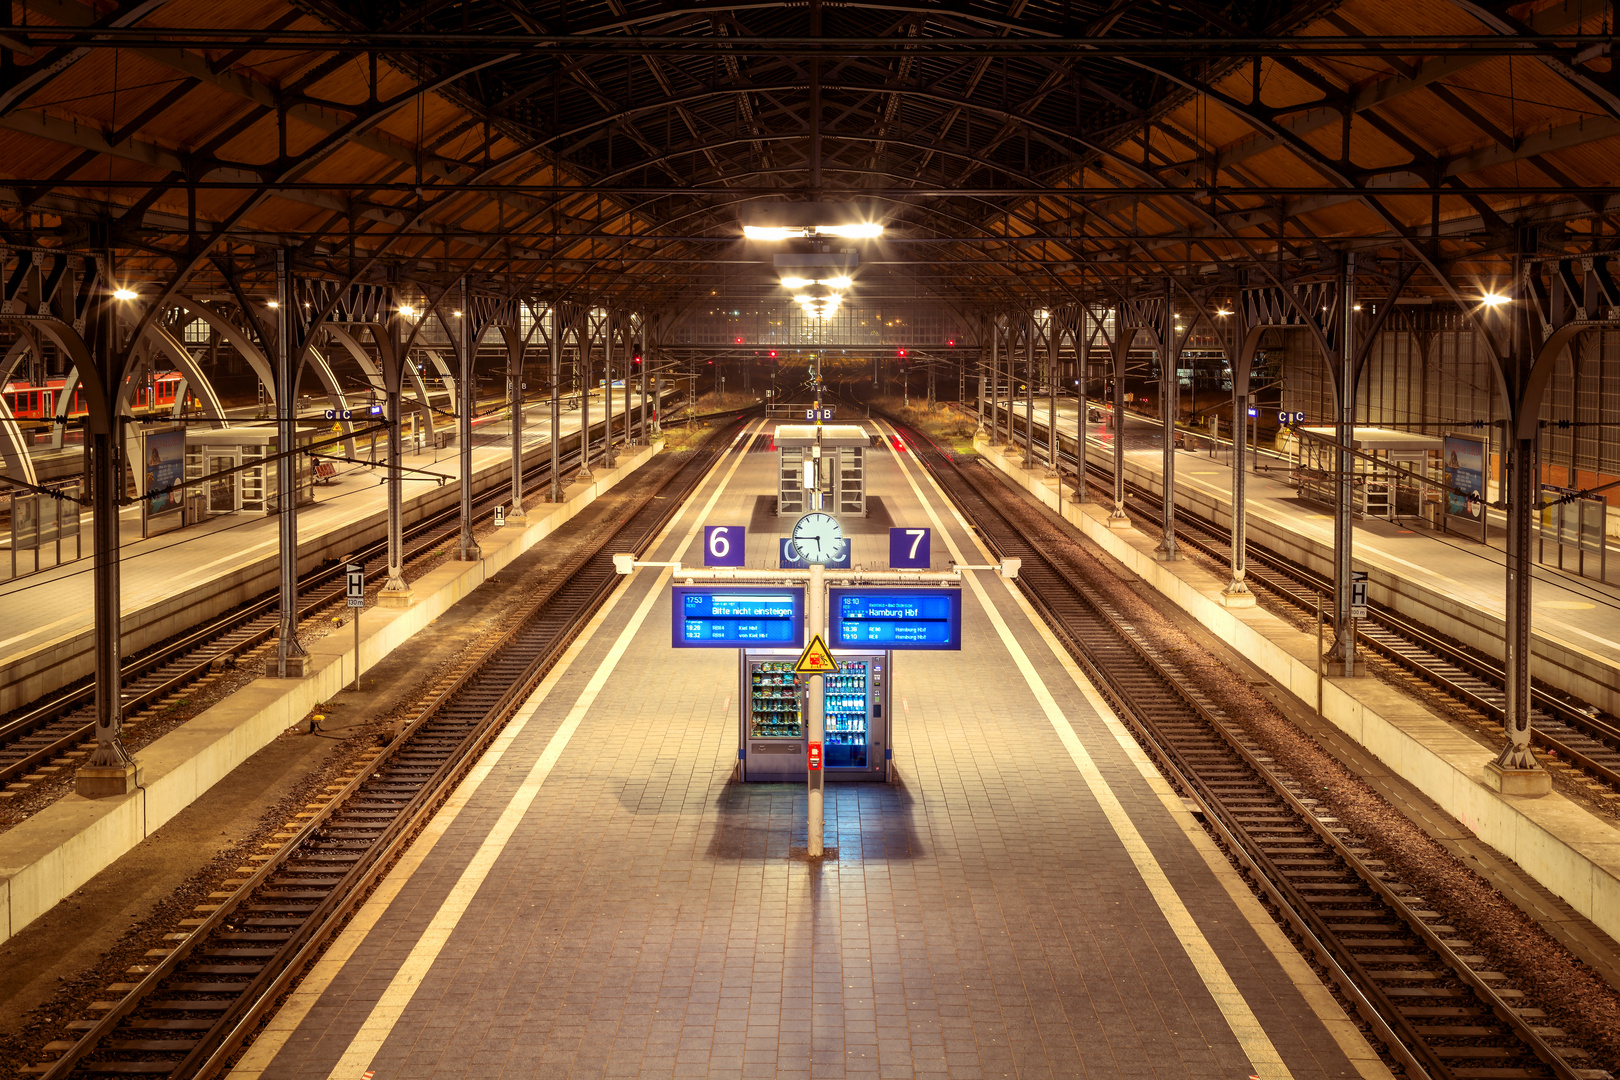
740,650,891,782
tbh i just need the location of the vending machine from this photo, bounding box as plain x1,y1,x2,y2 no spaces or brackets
740,650,891,782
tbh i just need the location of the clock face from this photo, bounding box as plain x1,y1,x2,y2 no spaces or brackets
791,512,845,564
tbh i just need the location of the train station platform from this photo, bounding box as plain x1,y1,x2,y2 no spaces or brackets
0,392,651,716
973,431,1620,978
994,397,1620,721
235,418,1387,1080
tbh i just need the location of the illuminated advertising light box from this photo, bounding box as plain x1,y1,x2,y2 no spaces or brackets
672,586,806,648
828,587,962,650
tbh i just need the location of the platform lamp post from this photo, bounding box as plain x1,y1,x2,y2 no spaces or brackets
274,248,310,676
549,303,562,502
79,253,140,796
455,278,479,561
1328,254,1360,677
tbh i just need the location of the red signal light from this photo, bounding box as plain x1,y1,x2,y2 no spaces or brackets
897,349,907,358
947,339,956,347
735,337,744,344
769,350,777,358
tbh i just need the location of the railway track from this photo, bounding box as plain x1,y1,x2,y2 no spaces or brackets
0,403,712,790
25,412,758,1080
892,416,1603,1080
985,402,1620,794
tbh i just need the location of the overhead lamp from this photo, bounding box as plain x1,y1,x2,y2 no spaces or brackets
265,299,279,308
398,304,417,318
781,277,813,289
745,222,883,241
1480,292,1510,307
821,275,853,289
1215,308,1233,317
113,288,138,301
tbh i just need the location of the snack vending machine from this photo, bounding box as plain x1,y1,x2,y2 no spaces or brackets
740,650,891,782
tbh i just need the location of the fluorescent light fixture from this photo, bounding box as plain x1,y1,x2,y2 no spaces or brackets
1481,292,1510,307
745,226,802,241
816,223,883,239
780,277,813,289
265,300,279,308
398,304,417,318
821,275,853,289
113,288,138,300
745,223,883,241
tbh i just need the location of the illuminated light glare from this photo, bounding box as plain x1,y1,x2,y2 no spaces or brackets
112,288,138,300
821,276,853,289
1481,292,1510,307
745,222,883,241
1215,308,1233,317
265,300,279,308
780,277,813,288
398,305,417,318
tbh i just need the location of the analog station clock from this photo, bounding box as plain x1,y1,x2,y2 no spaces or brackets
790,512,845,565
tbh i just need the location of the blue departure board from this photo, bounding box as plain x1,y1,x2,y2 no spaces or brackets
672,586,805,648
828,588,962,650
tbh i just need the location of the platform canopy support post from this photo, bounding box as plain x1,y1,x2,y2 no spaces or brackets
1489,238,1552,795
456,277,479,561
604,309,617,467
1155,283,1180,561
550,303,562,503
622,317,633,448
578,308,594,484
504,318,527,524
1072,308,1088,503
380,293,412,605
988,318,1001,444
975,323,986,434
1326,254,1359,675
1023,313,1037,466
1045,313,1058,477
1222,306,1258,606
80,245,138,794
1108,327,1131,527
274,248,310,674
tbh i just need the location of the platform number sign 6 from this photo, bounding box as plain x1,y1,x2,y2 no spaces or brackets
704,525,747,567
889,527,931,569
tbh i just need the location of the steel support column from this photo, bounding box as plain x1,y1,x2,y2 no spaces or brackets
1329,254,1359,675
1023,316,1036,465
1109,335,1130,525
550,305,562,502
382,308,410,600
457,279,479,561
84,262,133,779
1224,322,1257,604
623,323,633,447
1492,245,1547,789
505,324,527,522
274,249,309,675
604,310,617,466
1045,320,1058,476
577,311,594,483
1072,312,1087,503
1155,287,1180,560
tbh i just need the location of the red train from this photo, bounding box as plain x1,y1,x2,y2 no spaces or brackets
2,372,189,421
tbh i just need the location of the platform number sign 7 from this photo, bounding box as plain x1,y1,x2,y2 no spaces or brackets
889,527,931,569
704,525,747,567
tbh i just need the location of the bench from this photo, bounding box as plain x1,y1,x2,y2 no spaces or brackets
313,461,338,485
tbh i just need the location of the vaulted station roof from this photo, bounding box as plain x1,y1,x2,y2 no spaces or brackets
1,0,1615,313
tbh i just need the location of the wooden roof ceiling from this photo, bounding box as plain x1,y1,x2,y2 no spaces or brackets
1,0,1615,312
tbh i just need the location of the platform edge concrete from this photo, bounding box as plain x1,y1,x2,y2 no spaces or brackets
975,435,1620,947
0,441,662,947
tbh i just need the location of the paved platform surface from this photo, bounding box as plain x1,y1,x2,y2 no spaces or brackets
0,391,647,664
236,418,1382,1080
996,396,1620,681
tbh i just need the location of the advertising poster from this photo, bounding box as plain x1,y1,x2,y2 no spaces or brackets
145,428,185,517
1443,433,1487,537
12,494,39,550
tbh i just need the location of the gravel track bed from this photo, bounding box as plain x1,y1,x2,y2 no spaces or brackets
971,457,1620,1069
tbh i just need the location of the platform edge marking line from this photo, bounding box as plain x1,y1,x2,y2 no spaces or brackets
878,422,1294,1080
231,419,760,1079
315,422,760,1080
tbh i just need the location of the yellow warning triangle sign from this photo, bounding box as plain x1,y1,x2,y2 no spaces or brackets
793,633,837,675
